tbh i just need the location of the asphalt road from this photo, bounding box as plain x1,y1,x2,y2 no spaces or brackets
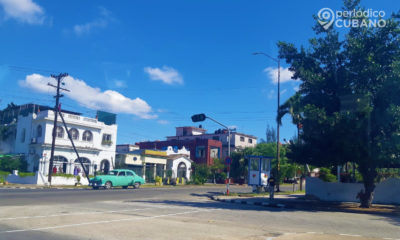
0,185,399,240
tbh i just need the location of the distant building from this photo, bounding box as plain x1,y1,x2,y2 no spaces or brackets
116,145,193,181
0,103,117,175
137,138,222,166
166,126,257,159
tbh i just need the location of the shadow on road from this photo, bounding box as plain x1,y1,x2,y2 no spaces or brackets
127,191,400,227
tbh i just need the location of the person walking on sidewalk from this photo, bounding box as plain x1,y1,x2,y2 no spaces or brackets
267,174,276,200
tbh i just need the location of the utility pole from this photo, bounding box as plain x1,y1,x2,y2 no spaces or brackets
47,73,69,185
253,52,281,192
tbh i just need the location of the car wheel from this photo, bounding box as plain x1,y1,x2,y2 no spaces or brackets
134,182,141,189
104,181,112,190
122,186,128,189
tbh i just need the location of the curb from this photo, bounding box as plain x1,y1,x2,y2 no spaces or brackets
0,186,89,190
210,195,286,208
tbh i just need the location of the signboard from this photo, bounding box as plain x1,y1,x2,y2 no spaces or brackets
225,157,231,165
247,156,273,186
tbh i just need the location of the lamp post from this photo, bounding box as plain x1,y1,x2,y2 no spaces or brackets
191,113,231,194
253,51,281,192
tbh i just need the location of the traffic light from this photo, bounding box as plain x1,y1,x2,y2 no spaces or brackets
191,113,206,122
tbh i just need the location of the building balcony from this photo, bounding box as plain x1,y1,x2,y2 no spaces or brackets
35,110,102,129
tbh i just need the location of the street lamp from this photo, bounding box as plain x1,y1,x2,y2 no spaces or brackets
191,113,231,195
253,51,281,192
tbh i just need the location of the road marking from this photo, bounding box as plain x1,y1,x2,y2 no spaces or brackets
339,234,361,237
0,205,187,221
0,208,215,234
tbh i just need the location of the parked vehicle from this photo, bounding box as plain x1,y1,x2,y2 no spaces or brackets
89,169,145,190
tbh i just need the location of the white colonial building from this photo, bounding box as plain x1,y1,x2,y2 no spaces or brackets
2,104,117,176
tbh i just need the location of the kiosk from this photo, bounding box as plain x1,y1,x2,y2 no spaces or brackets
247,156,273,191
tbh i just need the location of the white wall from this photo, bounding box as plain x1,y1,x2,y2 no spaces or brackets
306,177,400,204
6,171,89,186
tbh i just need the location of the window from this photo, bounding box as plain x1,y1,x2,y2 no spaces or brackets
21,128,26,142
250,158,259,171
210,148,219,159
118,171,126,176
248,138,253,144
212,136,219,141
69,128,79,140
82,130,92,142
56,126,64,138
36,125,42,138
195,146,205,158
240,136,245,142
127,171,134,176
102,134,112,145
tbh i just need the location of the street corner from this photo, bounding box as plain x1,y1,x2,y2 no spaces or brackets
265,232,389,240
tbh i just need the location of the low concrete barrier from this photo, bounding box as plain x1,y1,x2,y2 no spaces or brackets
6,172,89,186
306,177,400,204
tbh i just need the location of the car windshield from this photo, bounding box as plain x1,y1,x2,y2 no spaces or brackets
108,171,118,176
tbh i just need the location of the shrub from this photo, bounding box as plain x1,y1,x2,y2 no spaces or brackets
53,173,75,178
0,155,27,172
19,172,35,177
319,167,337,182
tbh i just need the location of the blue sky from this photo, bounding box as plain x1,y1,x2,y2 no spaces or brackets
0,0,398,144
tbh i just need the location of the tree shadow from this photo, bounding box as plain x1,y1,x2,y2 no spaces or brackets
127,191,400,227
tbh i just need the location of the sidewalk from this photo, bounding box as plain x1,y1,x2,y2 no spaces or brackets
211,193,400,216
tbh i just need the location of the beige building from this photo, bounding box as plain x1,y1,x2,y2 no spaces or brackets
116,146,192,182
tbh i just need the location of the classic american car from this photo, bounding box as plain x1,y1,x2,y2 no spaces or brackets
89,169,145,190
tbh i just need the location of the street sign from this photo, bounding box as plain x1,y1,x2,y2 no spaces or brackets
225,157,231,165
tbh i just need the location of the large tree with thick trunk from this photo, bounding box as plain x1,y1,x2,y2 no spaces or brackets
278,0,400,207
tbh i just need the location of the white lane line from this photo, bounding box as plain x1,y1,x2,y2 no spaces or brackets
339,234,361,237
0,205,184,221
0,208,215,234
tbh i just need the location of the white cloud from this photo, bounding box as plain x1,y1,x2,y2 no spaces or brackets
157,120,169,125
293,86,300,92
73,7,113,36
280,89,287,95
144,66,183,85
0,0,45,24
263,67,294,84
19,73,157,119
114,80,126,88
267,89,275,99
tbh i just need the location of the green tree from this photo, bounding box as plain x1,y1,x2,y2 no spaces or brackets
210,158,225,184
278,0,400,207
192,163,210,185
266,125,277,143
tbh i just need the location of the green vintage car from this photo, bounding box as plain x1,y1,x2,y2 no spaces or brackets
90,169,145,190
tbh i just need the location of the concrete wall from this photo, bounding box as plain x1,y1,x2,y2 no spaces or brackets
6,171,89,186
306,177,400,204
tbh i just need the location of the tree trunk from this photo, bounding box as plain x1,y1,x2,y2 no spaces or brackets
357,169,376,208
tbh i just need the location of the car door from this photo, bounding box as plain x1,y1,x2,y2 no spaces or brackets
117,171,128,186
126,171,135,185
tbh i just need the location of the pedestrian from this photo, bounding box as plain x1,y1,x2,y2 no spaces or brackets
267,174,276,200
73,166,78,176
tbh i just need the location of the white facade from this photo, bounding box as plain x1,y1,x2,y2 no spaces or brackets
12,110,117,176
